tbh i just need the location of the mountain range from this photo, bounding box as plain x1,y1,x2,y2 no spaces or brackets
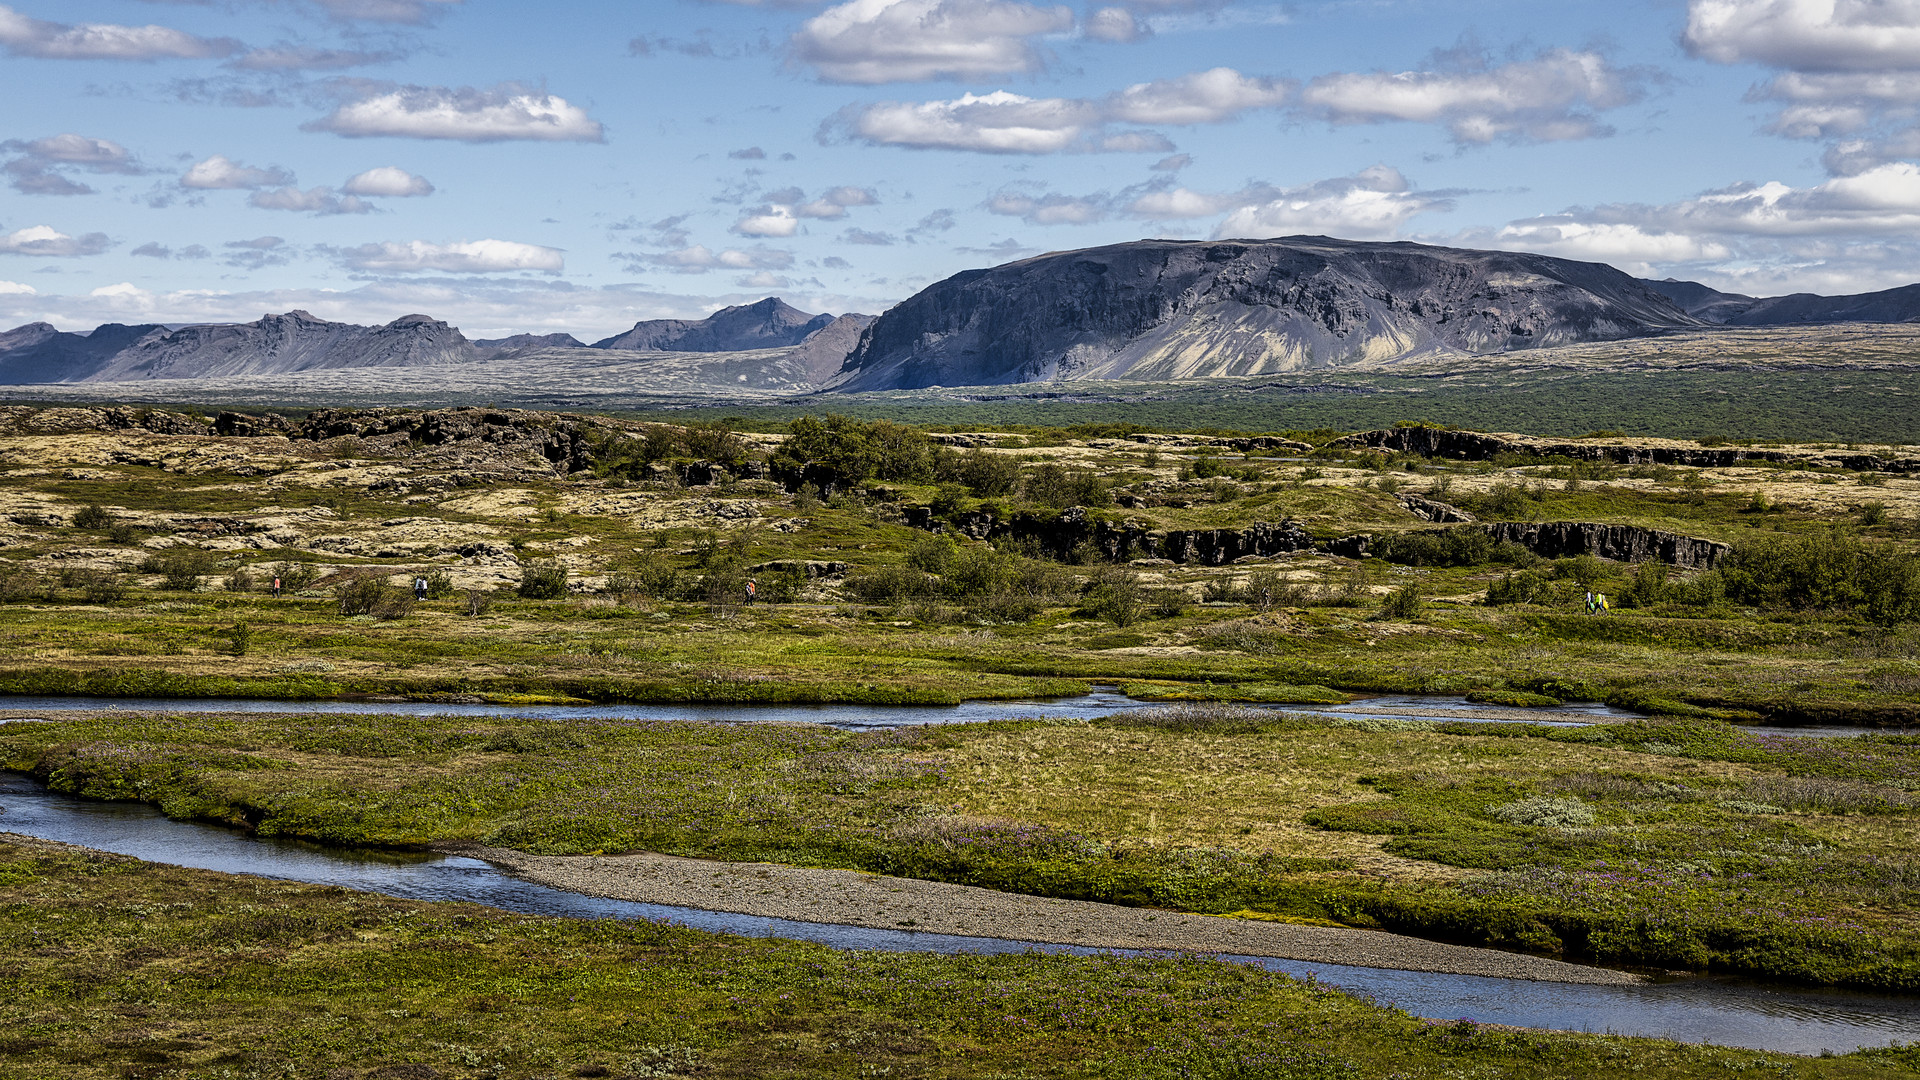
3,237,1918,392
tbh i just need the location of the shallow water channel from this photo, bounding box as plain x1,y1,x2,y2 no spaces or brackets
3,773,1918,1056
0,688,1857,739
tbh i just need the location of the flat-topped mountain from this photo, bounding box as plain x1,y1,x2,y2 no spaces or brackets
86,310,476,381
591,297,835,352
830,236,1704,391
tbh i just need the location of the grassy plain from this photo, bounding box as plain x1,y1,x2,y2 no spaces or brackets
9,837,1912,1080
8,707,1920,990
1,402,1919,1076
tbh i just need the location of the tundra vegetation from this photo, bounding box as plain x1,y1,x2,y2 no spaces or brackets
1,403,1919,1072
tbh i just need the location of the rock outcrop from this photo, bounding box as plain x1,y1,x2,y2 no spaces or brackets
832,236,1703,391
591,298,836,352
1478,521,1730,570
1333,427,1920,473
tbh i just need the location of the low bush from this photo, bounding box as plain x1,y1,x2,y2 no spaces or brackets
518,560,570,600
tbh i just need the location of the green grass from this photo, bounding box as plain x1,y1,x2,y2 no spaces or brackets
9,709,1920,989
7,837,1910,1080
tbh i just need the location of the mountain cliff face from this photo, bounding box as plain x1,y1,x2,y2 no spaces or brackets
87,310,475,380
831,237,1704,391
591,297,835,352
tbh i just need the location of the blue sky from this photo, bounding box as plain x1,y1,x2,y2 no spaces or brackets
3,0,1920,338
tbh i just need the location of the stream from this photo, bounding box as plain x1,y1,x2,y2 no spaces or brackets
3,771,1918,1056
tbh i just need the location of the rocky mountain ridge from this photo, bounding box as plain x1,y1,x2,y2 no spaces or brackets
829,236,1706,392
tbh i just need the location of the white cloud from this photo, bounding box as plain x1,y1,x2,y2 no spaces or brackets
249,186,374,215
1209,167,1447,240
1685,0,1920,71
830,66,1290,154
734,206,800,237
0,225,111,257
342,166,434,197
986,191,1108,223
645,245,795,273
1301,49,1641,144
332,239,565,273
307,84,604,142
181,155,295,190
1084,7,1145,42
0,4,240,60
1489,222,1734,276
834,91,1102,152
0,280,34,295
1106,67,1291,125
2,134,142,196
792,0,1075,84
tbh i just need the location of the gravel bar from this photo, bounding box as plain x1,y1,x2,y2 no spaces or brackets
469,846,1639,985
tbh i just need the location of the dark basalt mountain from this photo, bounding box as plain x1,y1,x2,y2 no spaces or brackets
87,310,475,381
1645,278,1920,325
474,332,586,352
0,321,165,383
831,236,1705,392
591,297,835,352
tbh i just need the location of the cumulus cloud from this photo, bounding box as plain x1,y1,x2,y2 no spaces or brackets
1685,0,1920,71
307,83,604,142
827,66,1289,154
1106,67,1291,125
986,190,1111,224
1300,49,1643,144
1472,161,1920,285
2,134,142,196
249,186,374,214
0,225,112,257
181,155,295,190
733,185,880,235
0,280,33,294
0,4,240,60
224,236,292,270
1209,167,1449,240
331,239,566,273
791,0,1075,84
342,166,434,197
642,245,795,273
1685,0,1920,173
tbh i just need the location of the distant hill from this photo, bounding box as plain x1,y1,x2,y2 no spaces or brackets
85,310,475,381
0,322,165,383
830,236,1704,392
474,332,586,352
591,298,835,352
1644,278,1920,325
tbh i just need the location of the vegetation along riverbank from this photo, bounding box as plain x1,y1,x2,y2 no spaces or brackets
8,704,1920,992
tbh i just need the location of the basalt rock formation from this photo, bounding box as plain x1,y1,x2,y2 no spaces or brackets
831,236,1704,391
1333,427,1920,473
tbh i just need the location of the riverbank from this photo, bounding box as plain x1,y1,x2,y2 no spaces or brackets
471,843,1638,984
8,833,1910,1079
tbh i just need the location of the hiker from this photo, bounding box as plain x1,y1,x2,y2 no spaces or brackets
745,579,756,605
1597,592,1610,614
271,576,282,598
1585,590,1595,616
413,576,428,601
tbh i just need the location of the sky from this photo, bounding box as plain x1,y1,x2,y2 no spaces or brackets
4,0,1920,339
